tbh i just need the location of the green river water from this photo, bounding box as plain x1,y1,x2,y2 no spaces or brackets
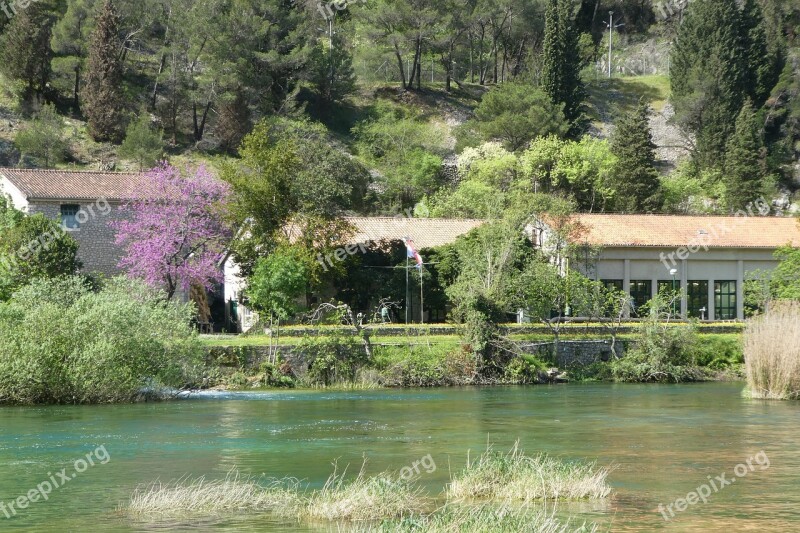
0,382,798,532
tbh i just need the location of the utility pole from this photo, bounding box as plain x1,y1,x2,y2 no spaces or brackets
606,12,624,79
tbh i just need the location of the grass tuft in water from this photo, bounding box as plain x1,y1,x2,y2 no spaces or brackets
356,504,598,533
126,471,301,517
447,442,612,502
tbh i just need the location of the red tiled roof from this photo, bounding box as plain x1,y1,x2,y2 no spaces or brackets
346,217,485,249
570,214,800,249
0,168,146,202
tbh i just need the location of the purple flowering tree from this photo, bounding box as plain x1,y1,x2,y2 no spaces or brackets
114,163,233,300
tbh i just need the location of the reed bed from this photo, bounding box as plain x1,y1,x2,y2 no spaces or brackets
356,504,599,533
447,442,612,502
745,301,800,400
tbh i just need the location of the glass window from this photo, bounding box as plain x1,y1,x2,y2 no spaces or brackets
715,281,737,320
60,204,80,230
657,280,681,295
687,281,709,319
629,280,652,317
601,280,623,292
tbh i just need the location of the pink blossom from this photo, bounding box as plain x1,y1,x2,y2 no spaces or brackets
113,163,233,299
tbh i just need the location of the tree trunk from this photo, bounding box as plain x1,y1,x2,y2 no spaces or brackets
193,100,212,141
393,43,407,89
73,65,81,110
151,53,166,110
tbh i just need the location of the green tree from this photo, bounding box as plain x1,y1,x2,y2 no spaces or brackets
119,113,164,171
469,83,568,152
541,0,586,133
0,1,57,97
772,245,800,301
724,100,764,211
246,245,310,321
14,104,68,168
82,0,126,143
307,33,357,106
51,0,97,109
215,89,252,154
670,0,779,168
609,100,663,213
0,208,81,301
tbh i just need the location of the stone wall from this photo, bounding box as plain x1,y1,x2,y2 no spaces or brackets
518,340,626,367
27,200,128,277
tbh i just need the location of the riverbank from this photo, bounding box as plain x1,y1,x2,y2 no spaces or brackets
200,326,744,391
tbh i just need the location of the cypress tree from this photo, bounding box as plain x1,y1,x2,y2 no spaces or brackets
724,100,764,211
82,0,125,143
740,0,780,106
541,0,586,134
0,2,56,98
670,0,747,168
609,100,662,213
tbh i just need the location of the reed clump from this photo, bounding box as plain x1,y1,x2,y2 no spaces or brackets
447,442,612,502
744,301,800,400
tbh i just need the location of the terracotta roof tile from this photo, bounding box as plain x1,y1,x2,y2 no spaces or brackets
570,214,800,249
346,217,485,249
0,168,146,202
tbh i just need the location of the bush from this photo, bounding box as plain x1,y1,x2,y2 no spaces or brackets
260,358,295,388
0,277,203,404
744,302,800,400
301,332,368,386
504,355,547,384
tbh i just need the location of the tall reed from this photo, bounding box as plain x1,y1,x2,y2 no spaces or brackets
744,301,800,400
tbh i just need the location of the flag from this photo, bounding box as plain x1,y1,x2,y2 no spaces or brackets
404,238,423,268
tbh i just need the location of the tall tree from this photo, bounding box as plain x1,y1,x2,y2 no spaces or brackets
670,0,779,168
51,0,97,109
541,0,585,133
724,100,764,211
0,1,56,98
82,0,126,143
14,103,68,168
113,163,233,300
609,100,662,213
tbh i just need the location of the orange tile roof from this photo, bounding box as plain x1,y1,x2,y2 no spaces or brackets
0,168,146,202
569,214,800,249
346,217,485,249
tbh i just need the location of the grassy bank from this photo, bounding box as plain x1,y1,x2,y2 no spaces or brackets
125,445,608,531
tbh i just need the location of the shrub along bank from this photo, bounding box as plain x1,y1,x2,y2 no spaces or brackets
0,277,205,404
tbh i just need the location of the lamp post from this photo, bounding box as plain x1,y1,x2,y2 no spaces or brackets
606,11,624,78
670,268,678,317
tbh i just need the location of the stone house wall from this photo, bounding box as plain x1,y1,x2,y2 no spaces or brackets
27,200,128,278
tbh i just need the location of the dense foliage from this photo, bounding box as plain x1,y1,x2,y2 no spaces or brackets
0,277,203,404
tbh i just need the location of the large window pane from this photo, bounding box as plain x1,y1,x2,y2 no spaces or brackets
687,281,709,319
629,280,652,317
715,281,737,320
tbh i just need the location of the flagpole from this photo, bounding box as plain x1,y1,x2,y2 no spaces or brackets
420,266,424,324
405,255,409,325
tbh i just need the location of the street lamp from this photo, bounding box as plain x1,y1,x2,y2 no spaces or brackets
670,268,678,316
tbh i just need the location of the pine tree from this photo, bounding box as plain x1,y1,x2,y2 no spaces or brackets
609,100,662,213
215,89,252,154
670,0,748,168
541,0,586,134
724,100,764,212
119,113,163,171
0,2,56,97
82,0,125,143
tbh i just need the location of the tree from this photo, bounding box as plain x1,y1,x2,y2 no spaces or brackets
771,245,800,301
247,245,310,321
51,0,97,109
541,0,586,133
215,89,252,154
469,83,568,152
724,100,764,211
307,33,357,106
0,201,81,301
609,100,663,212
14,104,68,168
82,0,126,143
113,163,233,300
119,113,164,171
669,0,778,168
0,1,56,97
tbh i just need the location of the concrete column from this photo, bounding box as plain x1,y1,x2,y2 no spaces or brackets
651,276,659,300
623,259,631,318
737,260,745,320
680,259,688,318
708,280,716,321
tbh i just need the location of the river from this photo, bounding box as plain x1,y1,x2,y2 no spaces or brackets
1,382,798,531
